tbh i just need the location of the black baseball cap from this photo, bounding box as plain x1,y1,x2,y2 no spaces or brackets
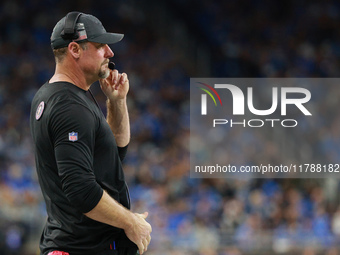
51,12,124,49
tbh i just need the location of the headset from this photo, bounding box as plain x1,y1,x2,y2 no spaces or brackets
61,12,82,40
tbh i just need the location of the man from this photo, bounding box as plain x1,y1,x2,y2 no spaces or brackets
30,12,152,255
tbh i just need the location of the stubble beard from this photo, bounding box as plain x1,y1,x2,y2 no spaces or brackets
99,68,110,79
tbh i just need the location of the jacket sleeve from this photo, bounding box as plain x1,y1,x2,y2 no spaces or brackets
50,102,103,213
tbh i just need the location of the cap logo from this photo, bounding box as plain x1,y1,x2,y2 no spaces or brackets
74,23,87,41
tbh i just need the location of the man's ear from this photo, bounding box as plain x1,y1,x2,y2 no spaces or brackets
68,42,81,59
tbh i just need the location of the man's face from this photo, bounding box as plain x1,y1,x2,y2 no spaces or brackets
80,42,114,81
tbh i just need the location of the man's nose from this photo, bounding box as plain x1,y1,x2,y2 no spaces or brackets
105,44,114,58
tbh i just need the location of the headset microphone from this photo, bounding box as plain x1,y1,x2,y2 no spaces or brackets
108,62,115,70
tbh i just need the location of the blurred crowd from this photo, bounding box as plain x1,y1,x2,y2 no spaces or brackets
1,0,340,254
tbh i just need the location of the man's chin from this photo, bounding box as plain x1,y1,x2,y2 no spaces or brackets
99,69,110,79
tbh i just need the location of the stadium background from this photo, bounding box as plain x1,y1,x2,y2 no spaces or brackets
1,0,340,254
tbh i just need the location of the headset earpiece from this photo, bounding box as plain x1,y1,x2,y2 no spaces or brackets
61,12,82,40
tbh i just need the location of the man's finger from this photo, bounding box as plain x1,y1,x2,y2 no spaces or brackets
120,73,127,84
112,70,119,85
139,212,148,219
115,74,122,89
137,242,144,255
143,237,149,252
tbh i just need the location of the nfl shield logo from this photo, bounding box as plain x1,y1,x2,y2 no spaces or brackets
69,132,78,142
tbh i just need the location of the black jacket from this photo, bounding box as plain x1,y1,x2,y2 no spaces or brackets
30,82,130,255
